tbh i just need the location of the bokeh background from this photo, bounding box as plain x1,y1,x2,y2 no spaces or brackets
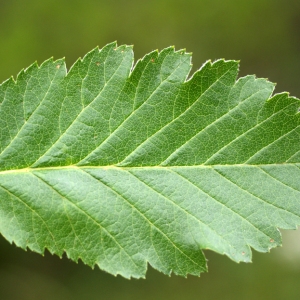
0,0,300,299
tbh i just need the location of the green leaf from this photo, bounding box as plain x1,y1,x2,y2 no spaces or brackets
0,42,299,278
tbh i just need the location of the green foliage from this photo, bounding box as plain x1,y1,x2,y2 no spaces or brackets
0,42,299,279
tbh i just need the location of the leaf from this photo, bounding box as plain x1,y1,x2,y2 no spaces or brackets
0,42,299,279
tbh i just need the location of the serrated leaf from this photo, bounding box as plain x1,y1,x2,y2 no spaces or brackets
0,42,299,278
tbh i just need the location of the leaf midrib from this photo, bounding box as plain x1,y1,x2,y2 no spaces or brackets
0,162,298,175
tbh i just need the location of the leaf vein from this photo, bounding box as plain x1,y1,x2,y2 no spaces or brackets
172,168,275,243
118,64,238,165
128,169,238,254
0,182,58,250
78,53,188,164
31,46,127,167
245,125,300,163
213,167,300,219
0,68,60,158
160,84,264,165
82,168,205,270
32,171,138,270
203,102,297,164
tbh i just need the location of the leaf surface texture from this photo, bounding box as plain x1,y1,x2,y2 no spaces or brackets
0,42,299,278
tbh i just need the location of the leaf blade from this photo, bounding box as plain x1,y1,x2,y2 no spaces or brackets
0,43,299,278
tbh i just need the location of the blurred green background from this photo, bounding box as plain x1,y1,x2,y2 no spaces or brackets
0,0,300,299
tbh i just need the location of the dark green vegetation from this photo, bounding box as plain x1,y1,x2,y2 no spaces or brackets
0,42,299,278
